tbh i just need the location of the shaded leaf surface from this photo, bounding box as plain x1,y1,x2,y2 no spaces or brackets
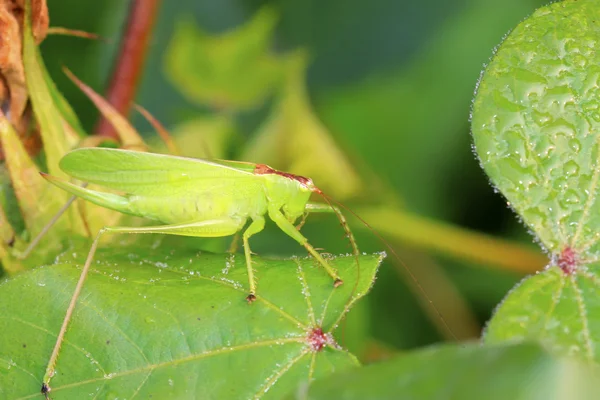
0,244,381,399
294,342,600,400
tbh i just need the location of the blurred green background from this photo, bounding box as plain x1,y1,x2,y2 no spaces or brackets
40,0,550,360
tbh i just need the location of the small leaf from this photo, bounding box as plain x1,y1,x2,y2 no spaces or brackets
295,342,600,400
0,244,382,398
164,8,283,110
485,265,600,363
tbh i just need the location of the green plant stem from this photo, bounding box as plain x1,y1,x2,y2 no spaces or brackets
356,206,547,274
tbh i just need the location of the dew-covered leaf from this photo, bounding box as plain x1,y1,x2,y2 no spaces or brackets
472,0,600,255
485,264,600,363
471,0,600,361
0,244,381,399
293,342,600,400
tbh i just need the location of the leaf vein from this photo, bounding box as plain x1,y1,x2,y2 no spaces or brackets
252,349,310,399
570,275,595,361
109,264,308,330
45,338,305,395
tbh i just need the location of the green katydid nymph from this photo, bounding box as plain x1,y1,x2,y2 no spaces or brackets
38,146,358,394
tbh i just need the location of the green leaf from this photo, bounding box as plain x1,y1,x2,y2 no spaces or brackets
40,56,86,143
0,244,382,399
293,342,600,400
23,2,71,178
484,265,600,362
164,8,283,111
0,118,73,266
22,1,87,239
472,0,600,254
471,0,600,361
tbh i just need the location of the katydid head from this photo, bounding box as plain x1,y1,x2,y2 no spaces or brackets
282,188,312,223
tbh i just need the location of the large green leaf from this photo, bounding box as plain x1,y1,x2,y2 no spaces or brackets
293,342,600,400
472,0,600,254
0,243,382,399
471,0,600,361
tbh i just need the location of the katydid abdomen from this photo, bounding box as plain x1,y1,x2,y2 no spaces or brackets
127,181,269,229
42,175,272,233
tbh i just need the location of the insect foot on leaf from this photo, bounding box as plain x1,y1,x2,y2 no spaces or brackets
41,383,50,399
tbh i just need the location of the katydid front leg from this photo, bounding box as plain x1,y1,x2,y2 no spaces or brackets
42,218,244,394
268,206,343,287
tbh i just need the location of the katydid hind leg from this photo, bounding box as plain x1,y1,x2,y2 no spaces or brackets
268,206,343,286
16,187,88,261
242,217,266,302
227,232,241,254
42,218,244,392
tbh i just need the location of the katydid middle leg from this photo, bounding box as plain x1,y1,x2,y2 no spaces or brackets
267,206,343,286
42,217,244,393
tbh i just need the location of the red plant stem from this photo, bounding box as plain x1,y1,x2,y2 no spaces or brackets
94,0,162,139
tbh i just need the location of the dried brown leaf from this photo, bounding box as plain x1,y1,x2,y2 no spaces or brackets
0,0,47,155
